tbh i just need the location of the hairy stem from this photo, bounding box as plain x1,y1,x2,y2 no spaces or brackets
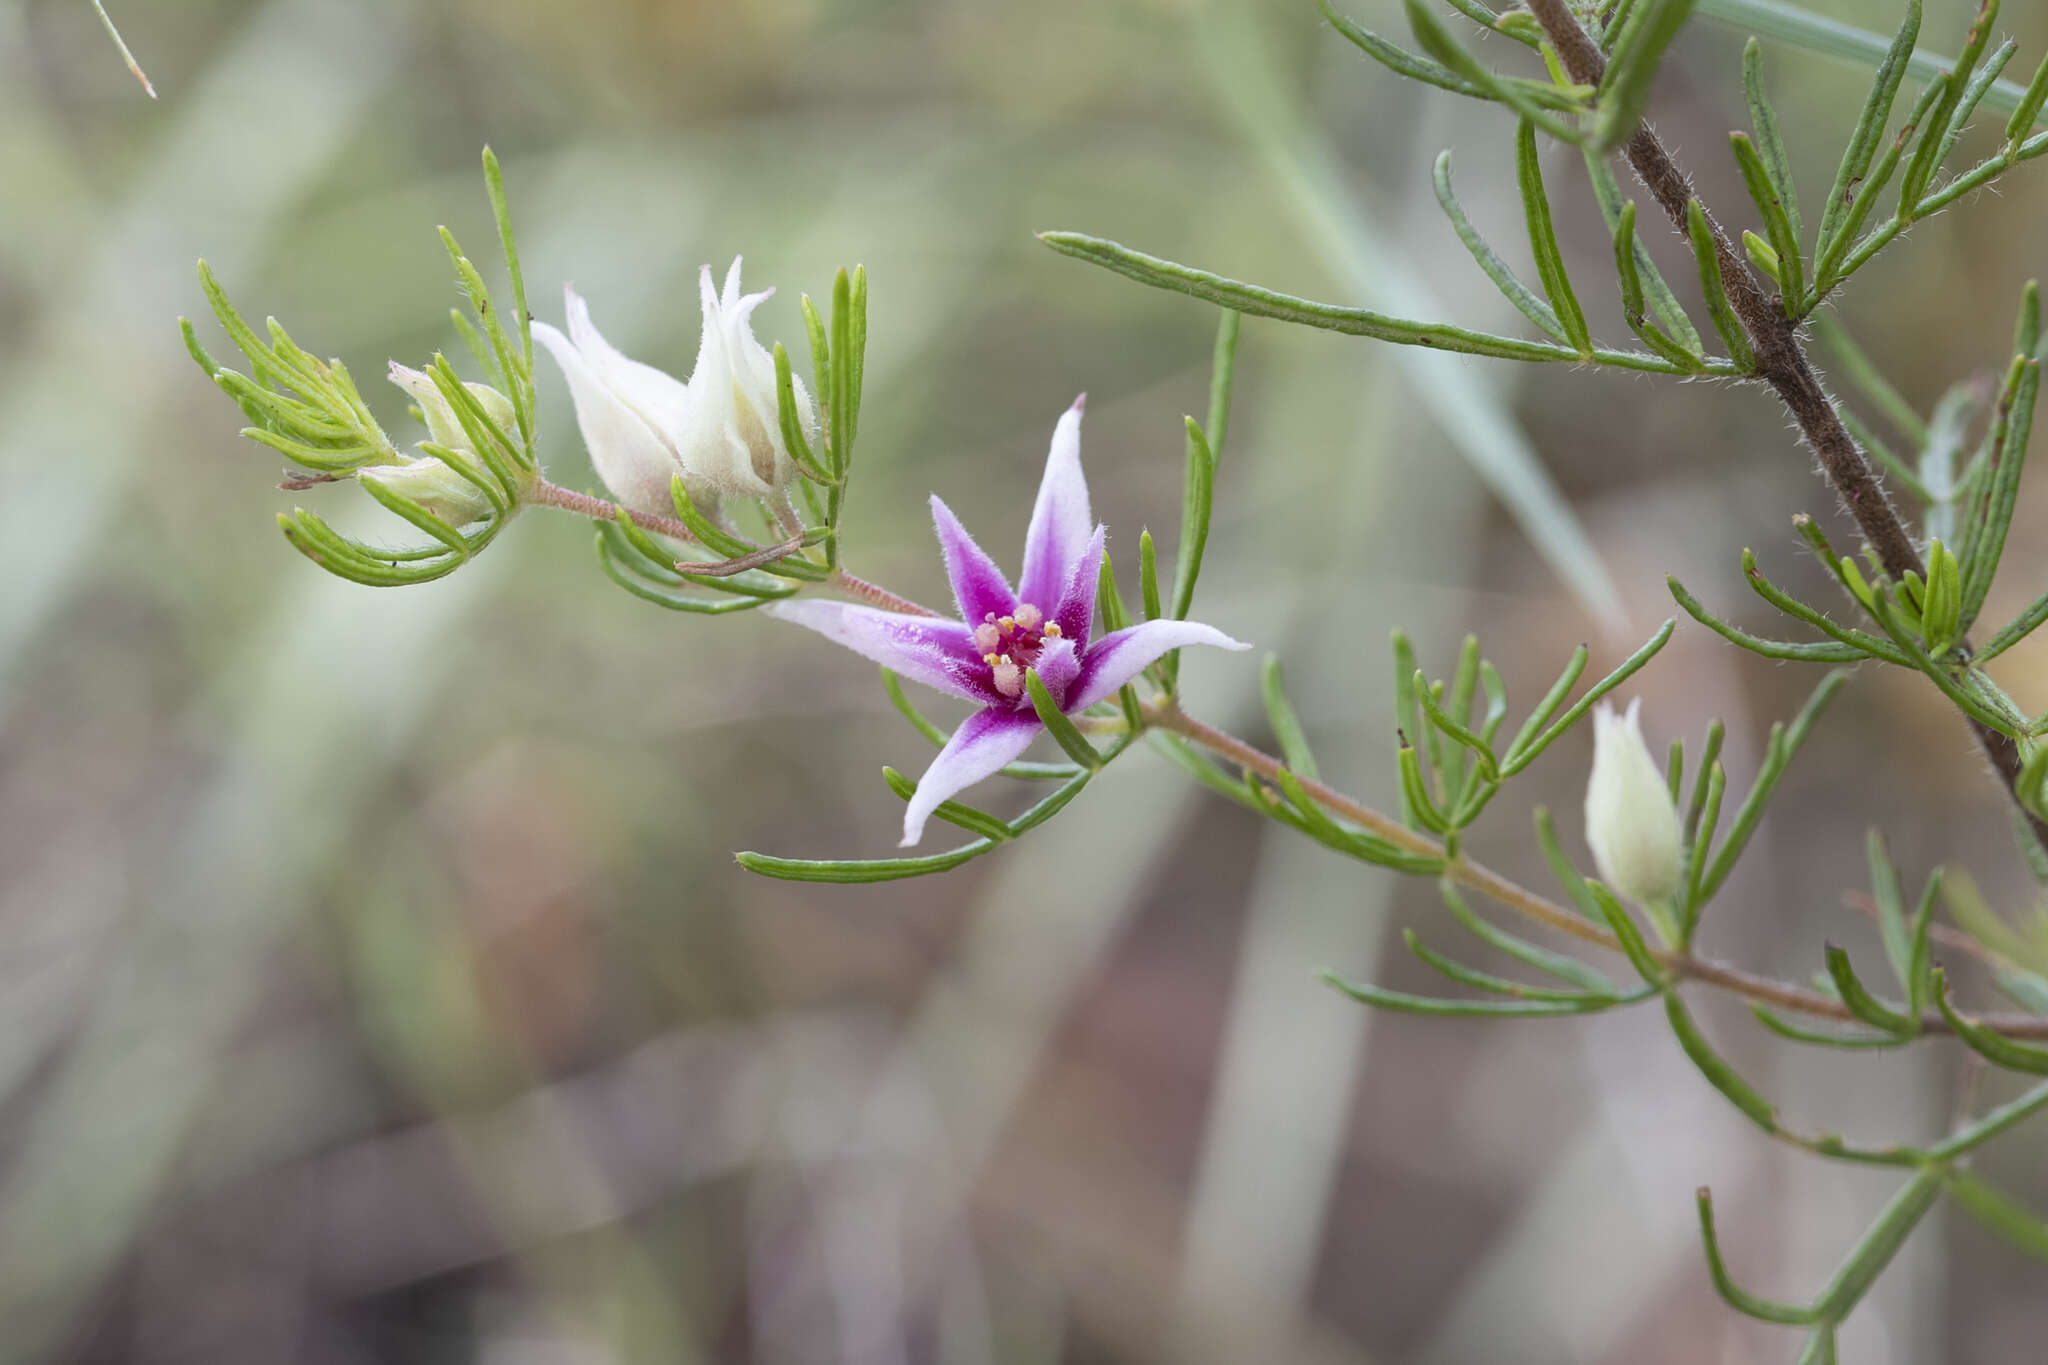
1148,699,2048,1039
827,571,940,617
1525,0,2048,849
529,479,701,542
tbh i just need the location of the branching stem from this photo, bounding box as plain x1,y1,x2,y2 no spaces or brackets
1525,0,2048,849
1147,698,2048,1039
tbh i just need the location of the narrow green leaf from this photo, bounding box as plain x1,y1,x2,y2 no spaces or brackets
1597,0,1697,152
1403,0,1586,144
1935,968,2048,1073
1320,970,1645,1018
1868,829,1913,990
1037,233,1713,374
1816,0,1922,265
1589,882,1666,985
1668,575,1869,662
1743,39,1803,250
1026,669,1103,770
1502,620,1677,775
1948,1171,2048,1261
1812,1167,1946,1322
773,342,834,484
1698,671,1849,903
1732,132,1805,310
1535,806,1603,920
1750,1005,1916,1050
1138,529,1162,621
1665,991,1778,1132
1433,150,1568,342
1171,416,1217,622
1440,881,1616,992
1697,1188,1825,1324
1686,199,1756,372
1261,655,1318,780
1515,121,1592,354
880,767,1012,842
1823,943,1918,1035
1404,930,1615,1003
1584,157,1705,355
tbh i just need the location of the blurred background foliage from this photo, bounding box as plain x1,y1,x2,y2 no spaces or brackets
2,0,2046,1359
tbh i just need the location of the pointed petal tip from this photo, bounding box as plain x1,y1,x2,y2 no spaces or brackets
1071,393,1087,413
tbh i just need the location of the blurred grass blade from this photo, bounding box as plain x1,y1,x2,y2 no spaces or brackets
1597,0,1696,151
92,0,155,97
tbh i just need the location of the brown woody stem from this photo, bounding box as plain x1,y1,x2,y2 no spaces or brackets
1148,699,2048,1039
1525,0,2048,849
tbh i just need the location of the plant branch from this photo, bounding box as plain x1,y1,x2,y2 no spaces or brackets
827,572,940,617
529,479,702,543
1525,0,2048,849
1147,698,2048,1039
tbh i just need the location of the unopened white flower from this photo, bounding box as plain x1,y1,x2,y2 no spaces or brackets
350,363,518,526
673,258,817,500
1584,698,1683,906
533,288,692,518
531,260,818,519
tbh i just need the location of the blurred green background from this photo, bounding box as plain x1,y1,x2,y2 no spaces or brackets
4,0,2047,1359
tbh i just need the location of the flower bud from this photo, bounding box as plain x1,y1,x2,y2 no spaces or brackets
358,457,496,525
351,363,518,526
672,258,817,500
532,261,817,518
1584,698,1682,906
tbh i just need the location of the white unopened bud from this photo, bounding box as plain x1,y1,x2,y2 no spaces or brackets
672,258,817,500
353,364,517,526
1584,699,1683,906
531,261,818,519
358,457,495,525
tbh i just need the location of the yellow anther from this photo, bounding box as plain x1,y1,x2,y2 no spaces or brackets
998,615,1016,633
983,653,999,666
1042,621,1063,638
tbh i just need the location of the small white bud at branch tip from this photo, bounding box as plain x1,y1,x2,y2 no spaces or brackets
1584,698,1683,908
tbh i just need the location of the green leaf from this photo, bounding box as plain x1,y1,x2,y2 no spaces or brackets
1534,806,1603,920
1812,1167,1946,1321
1697,1188,1825,1325
772,342,834,484
1668,574,1869,662
880,766,1013,843
1823,943,1918,1035
1696,671,1849,904
1947,1170,2048,1261
1404,929,1617,1004
1036,232,1720,374
1515,121,1592,354
1597,0,1697,152
1403,0,1587,144
1439,881,1617,993
1026,669,1104,770
1171,415,1218,622
1502,620,1677,775
1138,529,1162,621
1586,163,1707,361
1731,131,1805,311
1589,882,1667,985
1433,150,1568,342
1260,655,1318,780
1750,1005,1916,1050
1935,968,2048,1073
1742,39,1803,254
1320,970,1647,1018
1904,4,2003,210
1815,0,1921,269
1665,991,1778,1131
1685,199,1756,372
1868,829,1913,990
1960,349,2040,630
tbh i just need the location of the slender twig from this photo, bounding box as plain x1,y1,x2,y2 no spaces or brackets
529,479,701,542
1525,0,2048,850
828,572,939,617
676,536,809,577
92,0,155,98
1147,699,2048,1039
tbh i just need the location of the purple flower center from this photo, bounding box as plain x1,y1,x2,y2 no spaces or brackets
971,601,1064,698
